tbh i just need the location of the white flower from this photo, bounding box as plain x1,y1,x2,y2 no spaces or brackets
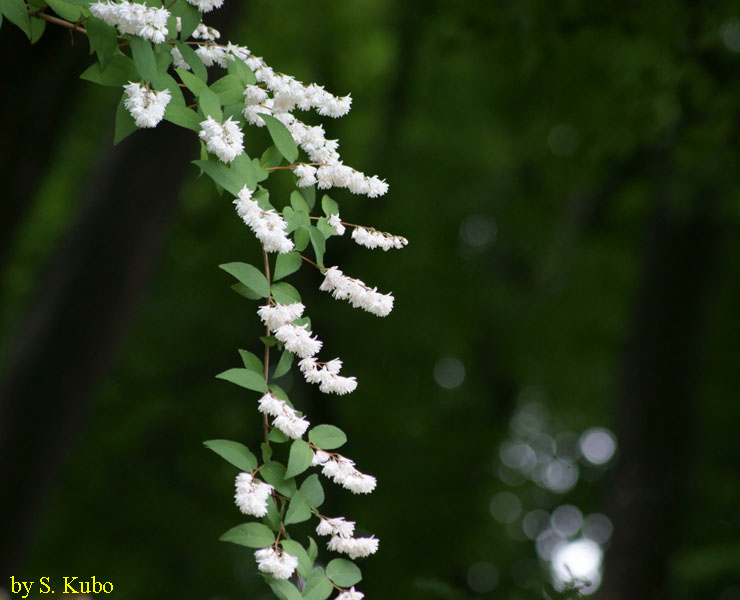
316,516,355,538
186,0,224,12
122,83,170,128
327,535,379,559
258,393,310,439
199,116,244,163
254,547,298,580
327,214,346,236
294,164,317,187
257,302,305,331
244,85,269,106
192,23,220,40
351,227,407,251
90,0,169,43
234,472,273,517
195,44,228,67
367,175,389,198
274,323,322,359
336,587,364,600
316,453,377,494
298,356,357,395
171,46,190,70
319,266,394,317
233,186,294,253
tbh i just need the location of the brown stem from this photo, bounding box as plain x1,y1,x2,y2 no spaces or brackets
262,249,272,442
28,9,87,35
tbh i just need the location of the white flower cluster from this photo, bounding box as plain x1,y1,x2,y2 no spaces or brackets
320,266,394,317
258,393,310,439
254,547,298,580
274,324,322,359
186,0,225,12
336,587,364,600
122,83,170,128
312,450,377,494
257,302,304,331
317,517,379,560
327,214,346,236
327,535,379,560
90,1,169,44
235,58,388,198
193,23,221,41
234,472,273,517
299,358,357,395
196,44,228,68
199,116,244,163
352,227,408,251
234,187,294,253
316,516,355,538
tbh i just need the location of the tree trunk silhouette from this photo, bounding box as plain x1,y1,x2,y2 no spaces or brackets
600,197,720,599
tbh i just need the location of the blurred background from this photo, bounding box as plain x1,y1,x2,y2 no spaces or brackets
2,0,740,598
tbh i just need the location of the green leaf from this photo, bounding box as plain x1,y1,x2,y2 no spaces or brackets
164,104,202,131
29,14,45,43
176,67,207,96
220,523,275,548
216,368,269,393
253,157,269,182
264,578,303,600
210,74,245,105
86,16,118,70
326,559,362,587
281,540,313,579
299,474,324,508
308,425,347,450
307,537,318,563
254,188,273,211
263,496,282,531
271,282,301,305
219,262,270,297
194,159,244,196
114,93,137,146
198,86,223,120
260,461,297,497
268,428,290,443
261,442,273,463
170,0,199,40
308,226,326,268
273,350,294,379
227,54,257,85
261,145,283,169
303,568,333,600
46,0,81,21
321,195,340,217
238,350,263,373
274,252,302,281
316,217,335,239
80,55,138,87
174,40,207,82
232,153,256,191
130,36,157,83
232,282,262,300
269,384,289,401
158,73,185,106
203,439,257,471
294,227,310,252
300,186,316,211
259,113,299,163
261,335,277,347
284,491,311,525
286,440,314,478
290,190,310,214
0,0,31,38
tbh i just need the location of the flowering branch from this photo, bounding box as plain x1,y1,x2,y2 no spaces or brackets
5,1,406,598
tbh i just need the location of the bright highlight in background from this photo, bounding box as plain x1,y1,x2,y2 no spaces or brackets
551,538,603,595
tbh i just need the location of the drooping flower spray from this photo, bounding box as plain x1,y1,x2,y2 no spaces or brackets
6,0,407,594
